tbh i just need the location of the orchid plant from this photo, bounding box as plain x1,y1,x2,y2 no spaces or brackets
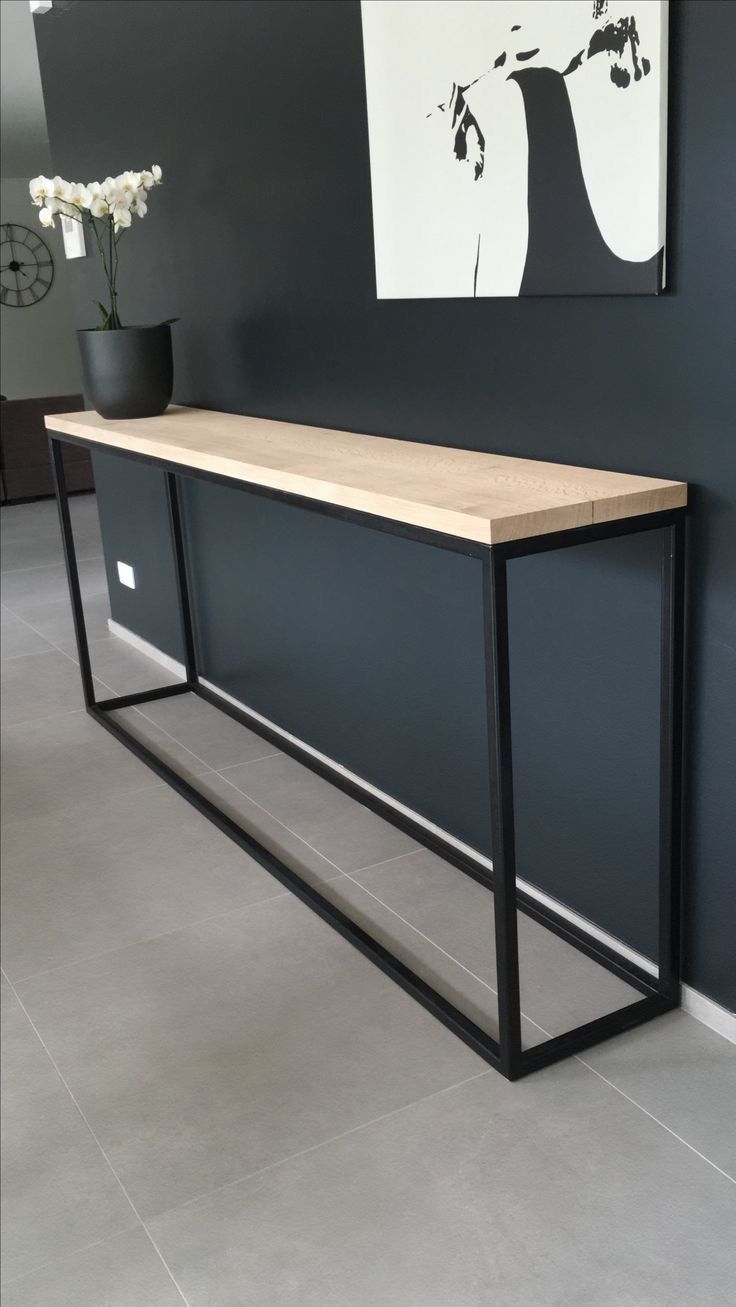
28,167,163,329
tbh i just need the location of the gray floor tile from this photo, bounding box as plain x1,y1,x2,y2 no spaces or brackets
583,1009,736,1178
1,499,59,541
1,983,134,1284
1,610,55,660
16,894,483,1218
317,872,528,1046
1,983,59,1115
1,711,155,826
138,692,281,770
1,507,62,552
353,849,638,1044
1,783,284,982
1,1228,183,1307
221,752,419,873
86,640,178,697
16,592,112,654
0,496,90,539
108,705,215,782
195,770,347,889
148,1063,736,1307
1,533,99,575
68,492,101,534
2,495,734,1307
74,520,105,554
1,972,16,1016
1,649,104,725
1,557,108,614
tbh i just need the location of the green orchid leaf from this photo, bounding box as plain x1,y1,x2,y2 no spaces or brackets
92,299,111,330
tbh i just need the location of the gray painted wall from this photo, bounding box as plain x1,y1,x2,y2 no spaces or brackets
1,1,81,399
0,177,82,399
36,1,736,1009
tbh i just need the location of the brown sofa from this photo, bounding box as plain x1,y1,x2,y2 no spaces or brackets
0,394,93,503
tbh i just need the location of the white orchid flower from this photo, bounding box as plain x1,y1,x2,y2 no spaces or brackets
140,165,162,190
66,182,92,211
51,175,70,202
131,190,148,217
113,205,132,232
29,175,54,206
86,181,107,214
119,170,142,197
102,176,119,202
38,206,56,228
108,185,133,212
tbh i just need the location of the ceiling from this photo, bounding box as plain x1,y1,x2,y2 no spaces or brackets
1,0,52,178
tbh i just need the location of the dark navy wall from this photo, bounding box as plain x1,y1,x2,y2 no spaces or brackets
37,1,735,1006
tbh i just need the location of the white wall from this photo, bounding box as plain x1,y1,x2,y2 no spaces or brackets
1,176,82,399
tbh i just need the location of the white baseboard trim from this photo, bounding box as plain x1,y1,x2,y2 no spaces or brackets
681,986,736,1043
109,617,736,1045
107,619,187,679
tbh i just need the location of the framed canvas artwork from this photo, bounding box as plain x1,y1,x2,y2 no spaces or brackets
361,0,669,297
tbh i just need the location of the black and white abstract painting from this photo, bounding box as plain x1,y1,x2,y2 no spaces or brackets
361,0,668,296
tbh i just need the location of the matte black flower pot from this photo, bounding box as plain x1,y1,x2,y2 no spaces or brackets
77,324,173,420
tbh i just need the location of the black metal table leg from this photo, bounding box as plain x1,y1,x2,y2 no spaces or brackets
48,436,97,708
484,549,523,1078
164,471,199,687
658,514,687,1002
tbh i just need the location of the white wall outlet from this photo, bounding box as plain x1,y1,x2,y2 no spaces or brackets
60,215,86,259
117,561,136,589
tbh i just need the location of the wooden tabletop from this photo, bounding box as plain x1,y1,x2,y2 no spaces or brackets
45,406,686,545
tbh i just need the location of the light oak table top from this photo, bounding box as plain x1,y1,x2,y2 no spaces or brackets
46,406,686,546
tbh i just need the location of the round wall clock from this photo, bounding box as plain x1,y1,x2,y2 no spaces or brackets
0,223,55,307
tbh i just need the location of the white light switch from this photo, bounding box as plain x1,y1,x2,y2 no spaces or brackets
117,561,136,589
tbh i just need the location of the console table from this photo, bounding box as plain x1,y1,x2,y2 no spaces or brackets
46,407,687,1080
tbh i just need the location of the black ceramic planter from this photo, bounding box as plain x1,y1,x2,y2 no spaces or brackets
77,324,173,420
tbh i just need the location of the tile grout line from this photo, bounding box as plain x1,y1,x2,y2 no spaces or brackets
0,554,101,575
1,609,175,727
1,776,171,837
575,1057,736,1185
213,768,349,878
0,546,103,577
329,846,420,877
122,706,224,773
0,965,192,1306
7,607,115,683
340,870,507,1009
0,1227,147,1293
1,646,58,663
143,1067,494,1225
2,706,90,730
2,589,110,627
134,706,279,775
9,884,295,986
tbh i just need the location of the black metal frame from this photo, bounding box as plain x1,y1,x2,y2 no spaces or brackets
49,431,687,1080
